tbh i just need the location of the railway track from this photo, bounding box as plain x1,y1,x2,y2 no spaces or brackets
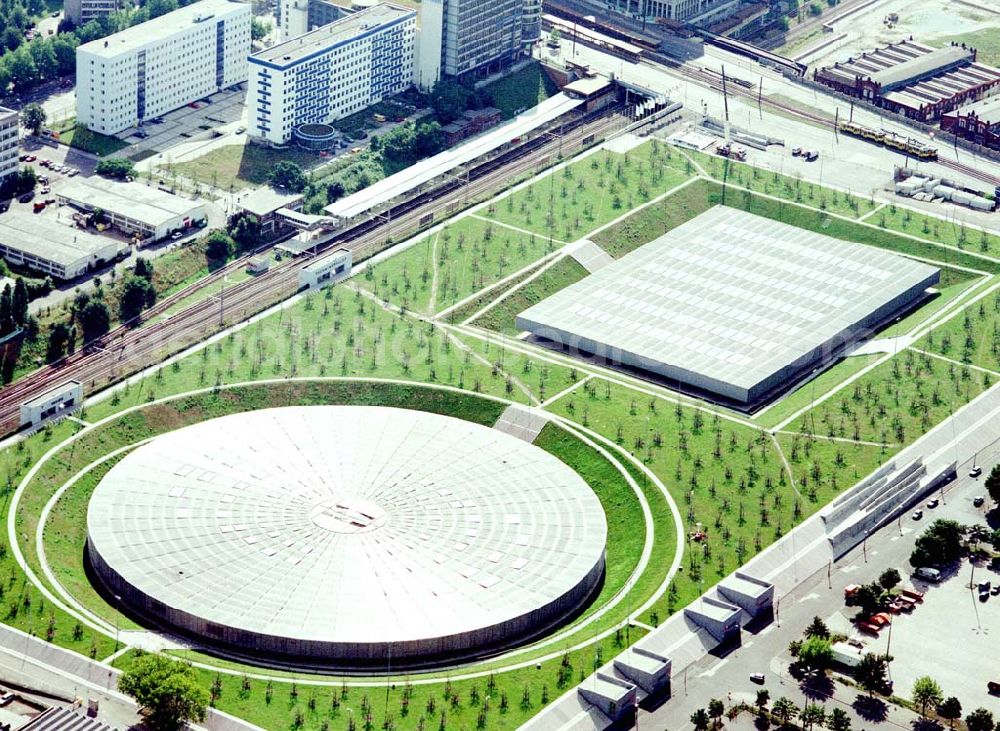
0,108,631,436
650,53,1000,189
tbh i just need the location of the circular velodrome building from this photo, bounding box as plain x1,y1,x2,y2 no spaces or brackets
87,406,607,663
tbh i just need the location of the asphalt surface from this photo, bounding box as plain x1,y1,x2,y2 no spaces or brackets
639,446,1000,730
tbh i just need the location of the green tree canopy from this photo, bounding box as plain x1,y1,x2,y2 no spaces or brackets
95,157,135,180
269,161,307,192
22,102,45,134
986,463,1000,505
938,696,962,727
910,519,966,567
118,273,156,322
965,708,995,731
118,653,208,731
205,230,234,264
804,615,830,639
827,707,852,731
878,568,901,591
853,653,890,696
911,676,943,716
797,636,834,673
690,708,709,730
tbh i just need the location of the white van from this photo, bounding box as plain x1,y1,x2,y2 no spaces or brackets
914,567,941,582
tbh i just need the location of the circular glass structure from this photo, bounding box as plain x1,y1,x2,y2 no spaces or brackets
87,406,607,663
293,122,338,150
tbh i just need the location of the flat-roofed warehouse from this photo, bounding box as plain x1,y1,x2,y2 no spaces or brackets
0,213,125,280
516,207,940,406
56,177,207,243
815,40,1000,121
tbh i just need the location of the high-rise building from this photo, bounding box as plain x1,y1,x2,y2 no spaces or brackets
439,0,522,79
0,107,19,189
76,0,251,134
522,0,541,46
64,0,126,27
602,0,740,23
247,3,416,146
276,0,345,41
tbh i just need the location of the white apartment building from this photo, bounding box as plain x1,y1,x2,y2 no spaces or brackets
64,0,126,27
76,0,251,135
0,107,18,189
247,3,415,146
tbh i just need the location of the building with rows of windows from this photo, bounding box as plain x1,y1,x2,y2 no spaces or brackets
0,107,18,190
75,0,251,135
247,3,415,146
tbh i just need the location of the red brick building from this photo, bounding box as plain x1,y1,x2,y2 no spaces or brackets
941,95,1000,150
814,40,1000,122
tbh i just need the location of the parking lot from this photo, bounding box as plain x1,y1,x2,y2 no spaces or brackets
851,488,1000,712
116,85,248,159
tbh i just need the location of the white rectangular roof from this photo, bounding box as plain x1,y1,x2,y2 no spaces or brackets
0,214,121,267
78,0,247,58
517,207,940,402
324,93,584,221
251,3,413,67
58,178,205,228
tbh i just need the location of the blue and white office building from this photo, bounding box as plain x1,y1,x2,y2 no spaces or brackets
247,3,416,146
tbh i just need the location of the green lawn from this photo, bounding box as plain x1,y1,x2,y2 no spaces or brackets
170,143,321,191
471,255,590,336
691,149,881,219
483,62,560,119
915,283,1000,372
51,119,128,157
483,140,695,242
754,355,883,430
361,216,561,315
787,348,992,446
876,203,1000,259
591,177,715,258
930,28,1000,67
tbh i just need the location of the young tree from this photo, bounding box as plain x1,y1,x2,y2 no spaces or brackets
754,688,770,713
118,653,209,730
911,676,943,716
878,568,901,591
985,464,1000,505
690,708,710,730
250,16,271,40
853,653,889,696
804,615,830,639
965,708,995,731
707,698,724,728
797,636,834,673
22,101,46,134
827,707,852,731
771,697,798,725
800,703,825,730
938,696,962,727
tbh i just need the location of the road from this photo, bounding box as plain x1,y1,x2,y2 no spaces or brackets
639,447,1000,730
0,107,632,437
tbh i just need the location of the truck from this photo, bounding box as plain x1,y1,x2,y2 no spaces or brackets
373,113,387,124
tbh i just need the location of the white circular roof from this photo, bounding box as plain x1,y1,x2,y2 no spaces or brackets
87,406,607,659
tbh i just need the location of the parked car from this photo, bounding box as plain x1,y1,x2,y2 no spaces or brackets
969,465,982,477
791,147,803,156
24,154,36,162
912,509,923,520
926,498,939,509
974,495,985,507
914,567,941,582
67,168,79,177
18,192,34,203
804,150,819,161
235,126,245,134
750,673,765,684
